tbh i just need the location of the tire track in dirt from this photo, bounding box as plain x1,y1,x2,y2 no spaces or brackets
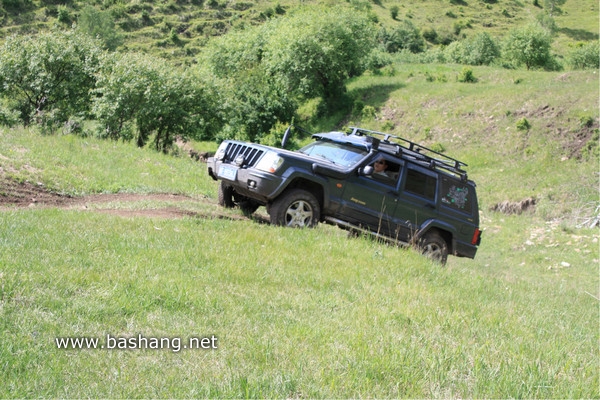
0,177,248,220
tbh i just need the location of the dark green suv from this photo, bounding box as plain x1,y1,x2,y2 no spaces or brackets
207,127,481,263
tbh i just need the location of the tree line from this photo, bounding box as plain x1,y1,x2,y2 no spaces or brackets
0,5,597,152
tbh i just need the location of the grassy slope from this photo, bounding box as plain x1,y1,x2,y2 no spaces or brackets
321,64,599,222
0,0,597,63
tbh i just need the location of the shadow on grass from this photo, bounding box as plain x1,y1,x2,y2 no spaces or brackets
292,82,406,141
558,27,599,41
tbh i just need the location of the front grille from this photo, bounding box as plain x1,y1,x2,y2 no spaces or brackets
224,142,264,167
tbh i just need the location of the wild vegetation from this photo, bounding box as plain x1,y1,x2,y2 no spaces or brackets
0,0,598,397
0,0,598,148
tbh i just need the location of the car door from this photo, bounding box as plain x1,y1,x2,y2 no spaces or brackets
337,156,402,237
392,165,439,241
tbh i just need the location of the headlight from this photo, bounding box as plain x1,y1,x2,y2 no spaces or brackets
255,151,284,173
215,142,228,161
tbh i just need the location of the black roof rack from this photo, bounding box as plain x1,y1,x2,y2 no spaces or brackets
348,126,469,180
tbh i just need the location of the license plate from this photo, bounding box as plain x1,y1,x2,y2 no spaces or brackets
218,164,237,181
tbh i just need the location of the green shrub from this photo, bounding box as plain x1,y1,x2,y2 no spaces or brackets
568,41,600,70
379,20,426,53
361,105,377,120
77,5,123,50
0,30,102,126
457,67,477,83
579,115,595,128
503,23,556,70
390,5,399,20
57,5,72,25
516,117,531,131
445,32,500,65
422,27,438,43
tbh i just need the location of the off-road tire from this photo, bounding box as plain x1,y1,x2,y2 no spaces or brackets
218,181,235,208
419,231,449,265
269,189,320,228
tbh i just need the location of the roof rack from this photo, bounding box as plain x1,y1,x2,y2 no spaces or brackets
348,126,469,180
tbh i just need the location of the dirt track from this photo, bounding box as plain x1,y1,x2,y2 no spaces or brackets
0,177,219,219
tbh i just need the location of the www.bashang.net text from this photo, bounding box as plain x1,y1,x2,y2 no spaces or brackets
55,334,218,353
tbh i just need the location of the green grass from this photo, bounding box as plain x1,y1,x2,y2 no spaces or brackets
0,127,217,197
1,208,597,398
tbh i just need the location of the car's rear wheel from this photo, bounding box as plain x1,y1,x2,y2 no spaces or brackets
269,189,320,228
418,231,449,265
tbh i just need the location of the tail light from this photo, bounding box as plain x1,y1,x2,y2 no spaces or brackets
471,228,482,245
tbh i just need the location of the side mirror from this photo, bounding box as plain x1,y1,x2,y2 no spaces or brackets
281,126,292,148
360,165,374,176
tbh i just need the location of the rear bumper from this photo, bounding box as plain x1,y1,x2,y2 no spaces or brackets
453,240,478,259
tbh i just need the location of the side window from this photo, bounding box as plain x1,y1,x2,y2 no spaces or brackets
368,157,401,186
441,178,472,213
404,168,436,200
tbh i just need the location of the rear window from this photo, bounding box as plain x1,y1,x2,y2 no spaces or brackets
405,168,436,201
441,178,472,213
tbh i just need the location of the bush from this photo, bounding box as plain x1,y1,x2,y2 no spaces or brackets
445,32,500,65
568,41,600,70
57,5,72,25
379,20,426,53
93,52,221,151
422,27,438,43
361,105,377,120
457,67,477,83
503,23,556,70
516,117,531,131
464,32,500,65
390,5,399,20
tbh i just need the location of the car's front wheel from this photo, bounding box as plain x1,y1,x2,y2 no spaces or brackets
269,189,320,228
218,181,235,208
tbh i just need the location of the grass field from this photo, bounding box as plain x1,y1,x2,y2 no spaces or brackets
1,60,599,397
1,207,598,397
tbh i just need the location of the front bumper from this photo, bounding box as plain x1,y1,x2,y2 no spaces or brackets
208,158,284,204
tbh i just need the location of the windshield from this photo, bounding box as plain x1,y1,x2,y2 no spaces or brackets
297,141,368,167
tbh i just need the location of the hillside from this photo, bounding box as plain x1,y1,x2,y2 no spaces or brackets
0,0,597,64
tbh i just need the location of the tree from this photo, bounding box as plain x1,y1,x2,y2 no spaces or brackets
93,52,221,151
0,30,102,127
503,23,556,70
213,68,297,143
262,7,377,106
463,32,500,65
202,27,295,142
202,6,377,137
76,5,123,51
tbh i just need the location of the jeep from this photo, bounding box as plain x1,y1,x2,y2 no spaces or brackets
207,126,481,263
